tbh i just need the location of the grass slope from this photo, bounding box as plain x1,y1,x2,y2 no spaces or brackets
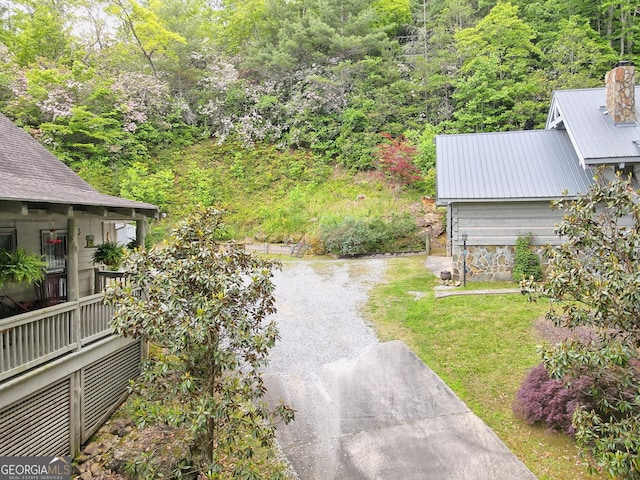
365,256,605,480
152,140,426,244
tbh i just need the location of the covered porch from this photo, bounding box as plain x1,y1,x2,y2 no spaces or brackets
0,293,142,456
0,112,160,456
0,202,158,457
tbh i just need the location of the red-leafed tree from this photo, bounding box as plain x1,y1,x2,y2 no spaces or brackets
375,133,422,196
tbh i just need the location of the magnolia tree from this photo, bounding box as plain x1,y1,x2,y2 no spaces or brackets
522,172,640,478
106,207,294,475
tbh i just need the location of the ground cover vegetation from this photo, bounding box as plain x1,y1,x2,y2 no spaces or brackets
365,257,606,479
143,139,428,252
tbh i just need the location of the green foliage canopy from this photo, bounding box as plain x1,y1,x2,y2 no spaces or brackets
545,16,617,90
107,0,186,76
1,0,638,178
0,0,74,66
1,0,640,248
452,2,545,132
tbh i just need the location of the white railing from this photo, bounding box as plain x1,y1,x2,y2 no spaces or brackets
94,270,127,294
80,294,114,346
0,295,118,383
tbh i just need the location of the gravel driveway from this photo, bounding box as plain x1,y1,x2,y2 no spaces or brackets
266,258,385,380
264,257,536,480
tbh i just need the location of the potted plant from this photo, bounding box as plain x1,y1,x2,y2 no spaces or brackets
0,249,45,288
92,241,125,270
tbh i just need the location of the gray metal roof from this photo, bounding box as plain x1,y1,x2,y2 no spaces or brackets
436,129,594,204
0,113,159,218
548,87,640,165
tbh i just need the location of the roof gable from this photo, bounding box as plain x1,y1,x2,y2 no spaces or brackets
436,129,594,204
547,87,640,167
0,114,159,218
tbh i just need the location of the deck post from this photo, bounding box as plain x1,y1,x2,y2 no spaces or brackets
67,218,80,303
135,218,149,361
71,370,82,455
67,218,83,455
67,218,81,347
136,217,147,249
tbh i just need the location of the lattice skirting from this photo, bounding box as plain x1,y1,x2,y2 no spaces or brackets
0,339,142,456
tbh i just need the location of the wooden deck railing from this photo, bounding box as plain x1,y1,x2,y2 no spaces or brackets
94,270,127,294
0,294,117,383
80,294,114,346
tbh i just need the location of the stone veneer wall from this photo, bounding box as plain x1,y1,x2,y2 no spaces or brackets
452,245,549,282
605,63,636,124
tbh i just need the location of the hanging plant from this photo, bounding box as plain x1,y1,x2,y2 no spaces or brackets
0,249,46,288
92,241,125,269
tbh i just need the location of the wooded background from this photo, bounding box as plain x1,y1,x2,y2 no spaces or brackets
0,0,633,234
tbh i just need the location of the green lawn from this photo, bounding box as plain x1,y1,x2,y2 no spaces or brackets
364,255,605,480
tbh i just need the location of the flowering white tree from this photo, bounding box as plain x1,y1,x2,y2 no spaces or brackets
112,72,171,131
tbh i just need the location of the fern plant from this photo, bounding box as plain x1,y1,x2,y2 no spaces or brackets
92,241,125,269
0,249,45,287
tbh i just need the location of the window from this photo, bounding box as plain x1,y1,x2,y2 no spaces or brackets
0,228,16,252
41,229,67,272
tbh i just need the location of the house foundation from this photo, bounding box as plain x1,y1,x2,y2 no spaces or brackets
453,245,548,282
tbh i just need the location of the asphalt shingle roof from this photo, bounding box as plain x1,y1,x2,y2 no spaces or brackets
436,129,594,204
0,113,158,217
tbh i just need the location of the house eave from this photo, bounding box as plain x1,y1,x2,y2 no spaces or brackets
583,156,640,166
436,196,578,206
0,199,160,221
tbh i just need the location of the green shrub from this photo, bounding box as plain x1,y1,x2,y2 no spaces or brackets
320,214,420,256
320,217,370,256
512,235,542,282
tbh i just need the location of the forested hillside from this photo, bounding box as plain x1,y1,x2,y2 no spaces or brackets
0,0,634,241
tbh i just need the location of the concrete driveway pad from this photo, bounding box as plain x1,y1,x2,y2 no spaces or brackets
264,259,536,479
265,341,535,479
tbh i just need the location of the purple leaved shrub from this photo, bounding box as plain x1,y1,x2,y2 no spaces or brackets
513,363,593,436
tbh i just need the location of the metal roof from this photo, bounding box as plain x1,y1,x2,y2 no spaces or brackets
548,87,640,165
0,113,159,218
436,129,594,204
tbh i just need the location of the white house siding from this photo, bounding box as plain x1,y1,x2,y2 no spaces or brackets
449,201,566,282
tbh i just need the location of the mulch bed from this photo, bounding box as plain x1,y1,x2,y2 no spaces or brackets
534,316,599,344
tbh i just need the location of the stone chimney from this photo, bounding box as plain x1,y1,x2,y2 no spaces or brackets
605,61,636,124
